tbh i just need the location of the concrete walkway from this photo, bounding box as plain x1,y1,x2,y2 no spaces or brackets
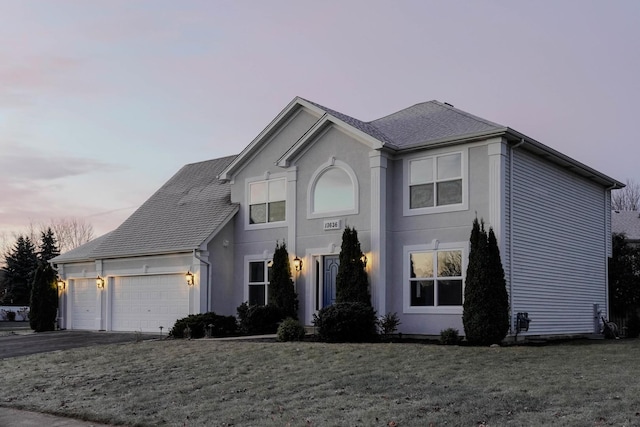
0,407,113,427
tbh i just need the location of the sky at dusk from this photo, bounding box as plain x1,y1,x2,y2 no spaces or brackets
1,0,639,243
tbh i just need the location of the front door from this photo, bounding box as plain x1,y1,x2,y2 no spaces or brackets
323,255,340,307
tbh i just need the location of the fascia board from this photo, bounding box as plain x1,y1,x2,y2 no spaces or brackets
218,97,325,181
277,114,386,167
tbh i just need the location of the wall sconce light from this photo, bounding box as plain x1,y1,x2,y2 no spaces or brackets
267,260,273,268
96,277,105,289
361,254,368,267
293,256,303,272
186,271,194,286
57,280,66,290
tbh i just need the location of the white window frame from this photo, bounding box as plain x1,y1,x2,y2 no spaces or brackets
403,241,467,314
245,173,288,230
403,148,468,216
244,254,273,306
307,157,359,219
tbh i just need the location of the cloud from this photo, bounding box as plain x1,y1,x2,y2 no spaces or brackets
0,153,118,181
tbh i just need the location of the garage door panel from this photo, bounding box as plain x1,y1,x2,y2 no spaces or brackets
112,275,189,332
71,279,97,330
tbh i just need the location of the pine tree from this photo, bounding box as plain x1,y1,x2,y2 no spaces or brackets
336,226,370,305
38,228,60,263
462,218,509,345
268,241,298,318
29,262,58,332
3,236,38,305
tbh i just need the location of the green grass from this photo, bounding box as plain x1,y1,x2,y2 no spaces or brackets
1,338,639,426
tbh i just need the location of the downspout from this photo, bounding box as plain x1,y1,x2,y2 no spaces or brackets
509,138,525,335
604,184,617,323
193,249,211,312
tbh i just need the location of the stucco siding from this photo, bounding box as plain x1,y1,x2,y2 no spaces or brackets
511,148,607,335
207,218,237,316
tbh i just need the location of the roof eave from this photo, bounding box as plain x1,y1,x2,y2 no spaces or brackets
504,128,625,189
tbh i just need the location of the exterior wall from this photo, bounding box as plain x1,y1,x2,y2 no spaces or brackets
510,148,608,336
386,141,493,335
207,218,238,316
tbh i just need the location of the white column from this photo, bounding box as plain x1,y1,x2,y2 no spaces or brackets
369,151,388,315
488,139,507,250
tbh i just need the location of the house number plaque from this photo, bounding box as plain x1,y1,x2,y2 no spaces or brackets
323,219,342,231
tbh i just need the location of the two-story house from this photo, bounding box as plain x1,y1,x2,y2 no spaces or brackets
52,97,623,337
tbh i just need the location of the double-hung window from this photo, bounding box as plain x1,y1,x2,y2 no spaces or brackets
248,261,272,306
249,178,286,224
408,248,464,309
409,152,463,210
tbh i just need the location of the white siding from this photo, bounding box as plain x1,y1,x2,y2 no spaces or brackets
511,149,607,335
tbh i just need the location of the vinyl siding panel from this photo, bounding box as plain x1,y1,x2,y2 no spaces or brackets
511,149,607,335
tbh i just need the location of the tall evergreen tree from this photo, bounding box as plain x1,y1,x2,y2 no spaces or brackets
3,236,38,305
268,241,298,318
29,262,58,332
336,226,370,305
462,218,509,345
609,233,640,315
38,228,60,263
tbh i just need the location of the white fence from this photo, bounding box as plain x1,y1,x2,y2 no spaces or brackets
0,306,30,321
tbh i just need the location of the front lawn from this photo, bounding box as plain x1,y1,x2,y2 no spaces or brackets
1,338,639,426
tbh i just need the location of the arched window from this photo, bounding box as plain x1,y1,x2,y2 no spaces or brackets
308,159,358,218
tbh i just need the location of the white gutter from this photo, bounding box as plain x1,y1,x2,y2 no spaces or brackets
193,249,212,312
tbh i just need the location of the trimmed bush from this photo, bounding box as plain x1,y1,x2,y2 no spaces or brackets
268,241,298,318
440,328,461,345
170,312,238,339
6,311,16,321
336,227,370,305
313,302,377,342
237,302,283,335
277,317,306,341
626,310,640,338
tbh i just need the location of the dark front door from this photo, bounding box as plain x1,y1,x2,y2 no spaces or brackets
323,255,340,307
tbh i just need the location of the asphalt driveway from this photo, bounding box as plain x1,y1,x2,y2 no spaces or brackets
0,328,158,359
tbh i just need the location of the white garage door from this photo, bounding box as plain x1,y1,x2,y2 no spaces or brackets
71,278,97,330
111,275,189,332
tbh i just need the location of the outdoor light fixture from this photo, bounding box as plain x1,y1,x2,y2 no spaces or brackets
186,271,194,286
96,277,105,289
267,260,273,268
361,254,368,267
293,256,303,272
57,280,65,290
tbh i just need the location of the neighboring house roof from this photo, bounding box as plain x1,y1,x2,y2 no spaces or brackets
612,210,640,242
53,155,238,263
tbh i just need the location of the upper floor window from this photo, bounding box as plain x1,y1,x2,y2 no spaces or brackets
313,167,355,214
409,152,462,209
307,158,359,219
249,178,286,224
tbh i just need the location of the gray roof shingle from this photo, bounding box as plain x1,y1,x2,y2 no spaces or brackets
612,210,640,241
53,155,238,262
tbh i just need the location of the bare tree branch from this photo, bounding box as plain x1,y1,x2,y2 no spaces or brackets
50,218,94,253
612,179,640,211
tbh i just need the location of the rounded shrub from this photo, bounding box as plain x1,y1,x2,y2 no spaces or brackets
277,317,306,341
313,302,378,343
237,303,283,335
170,312,238,339
440,328,460,345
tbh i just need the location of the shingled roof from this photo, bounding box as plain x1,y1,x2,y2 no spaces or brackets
53,155,238,262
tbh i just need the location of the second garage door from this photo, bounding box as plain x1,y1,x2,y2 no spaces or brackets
111,274,189,332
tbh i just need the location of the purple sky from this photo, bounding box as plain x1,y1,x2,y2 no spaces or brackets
1,0,638,240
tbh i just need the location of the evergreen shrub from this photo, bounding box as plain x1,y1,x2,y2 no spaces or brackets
237,302,283,335
626,310,640,338
440,328,461,345
313,302,377,342
29,263,58,332
170,312,238,339
277,317,306,341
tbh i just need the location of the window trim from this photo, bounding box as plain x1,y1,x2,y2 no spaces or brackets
403,148,468,216
244,254,273,305
403,241,467,314
245,173,288,230
307,157,359,219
